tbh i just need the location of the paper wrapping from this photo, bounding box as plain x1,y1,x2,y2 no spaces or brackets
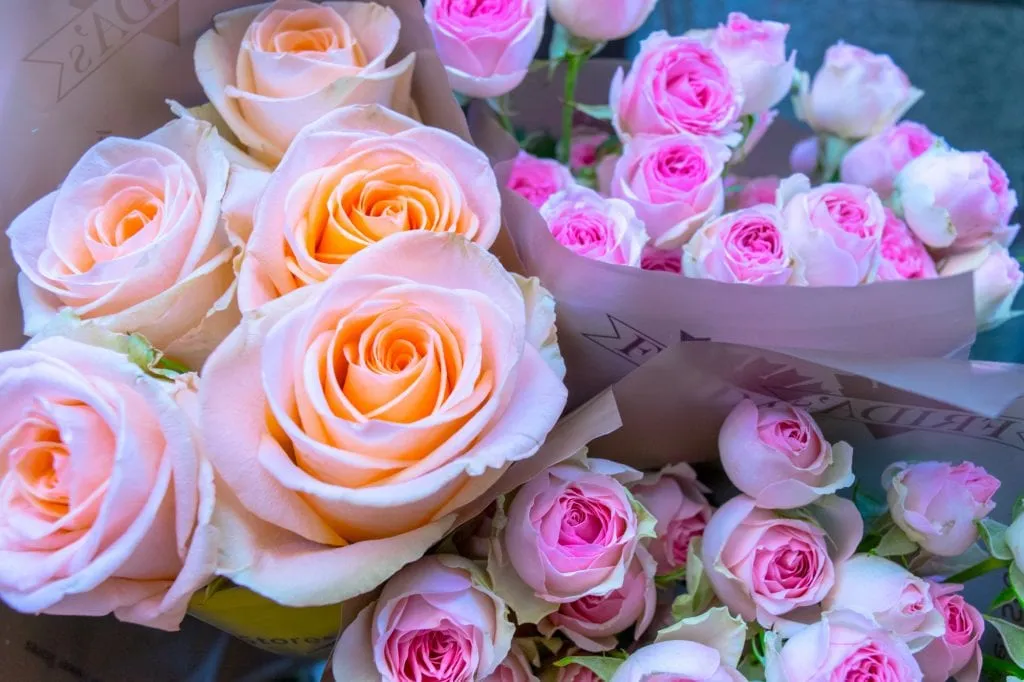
467,61,979,407
0,0,521,666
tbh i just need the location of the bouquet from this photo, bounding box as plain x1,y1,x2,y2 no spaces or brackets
440,3,1021,402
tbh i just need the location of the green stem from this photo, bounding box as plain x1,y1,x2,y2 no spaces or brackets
945,557,1011,585
558,52,583,165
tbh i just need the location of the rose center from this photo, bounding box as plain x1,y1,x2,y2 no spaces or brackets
556,486,623,548
823,196,872,237
437,0,522,34
393,626,473,682
86,186,163,260
652,146,708,193
941,596,975,646
725,219,785,266
831,643,902,682
754,538,821,596
260,7,365,64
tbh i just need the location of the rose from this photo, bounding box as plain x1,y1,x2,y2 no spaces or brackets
539,548,656,652
571,129,613,172
8,117,250,368
548,0,657,42
707,13,795,115
941,243,1024,331
610,133,730,248
609,641,746,682
729,109,778,165
540,186,648,267
725,176,781,211
501,459,645,603
683,205,803,285
883,461,1000,557
482,642,539,682
840,122,940,198
611,32,744,141
824,555,945,652
0,334,216,631
200,232,567,606
333,555,514,682
915,582,983,682
876,208,939,282
718,400,854,509
557,664,601,682
236,105,502,312
641,247,682,274
701,495,862,628
426,0,545,98
789,137,818,176
508,151,577,209
195,0,415,165
781,180,887,285
514,274,567,380
765,610,923,682
631,463,713,575
794,42,923,140
895,148,1019,252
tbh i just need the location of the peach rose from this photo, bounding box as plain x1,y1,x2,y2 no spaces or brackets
8,116,257,369
0,333,216,631
236,105,502,312
200,232,567,606
194,0,415,165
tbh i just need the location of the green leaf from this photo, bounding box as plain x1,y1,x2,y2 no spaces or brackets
554,655,626,681
979,518,1013,561
1014,495,1024,522
819,134,854,183
983,654,1024,680
993,585,1018,611
986,616,1024,668
1011,565,1024,607
852,484,889,522
875,525,918,557
572,102,613,122
655,565,688,589
549,24,570,63
520,131,558,160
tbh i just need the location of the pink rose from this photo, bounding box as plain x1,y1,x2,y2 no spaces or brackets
200,233,567,606
502,459,645,603
508,151,577,209
883,461,1000,557
631,463,712,575
541,186,648,267
729,109,779,165
571,129,612,172
708,13,796,115
610,133,730,248
333,555,514,682
789,137,819,176
609,641,746,682
236,105,502,312
794,43,923,140
895,148,1019,252
782,180,887,285
725,175,781,211
940,243,1024,331
876,209,938,282
548,0,658,42
195,0,415,165
426,0,545,98
683,205,802,285
557,663,601,682
701,495,862,628
611,32,743,141
825,555,945,652
8,117,252,368
915,582,983,682
765,609,923,682
840,122,940,198
539,548,657,652
641,247,682,274
482,642,540,682
0,335,216,631
718,400,854,509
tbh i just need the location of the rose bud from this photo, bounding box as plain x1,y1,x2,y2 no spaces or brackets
915,582,983,682
540,186,648,267
425,0,546,98
883,461,999,557
549,0,657,42
640,246,683,274
789,137,819,176
840,122,941,199
940,242,1023,331
507,151,577,209
482,642,540,682
701,495,862,629
630,463,713,575
725,175,781,211
332,555,514,682
684,205,804,285
895,148,1018,252
707,13,796,115
794,42,923,140
875,209,938,282
556,663,600,682
609,641,745,682
570,129,613,172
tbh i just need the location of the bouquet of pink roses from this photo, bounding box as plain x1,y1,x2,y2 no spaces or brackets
436,2,1020,403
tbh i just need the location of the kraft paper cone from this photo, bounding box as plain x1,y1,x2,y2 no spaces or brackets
0,0,523,663
467,61,979,407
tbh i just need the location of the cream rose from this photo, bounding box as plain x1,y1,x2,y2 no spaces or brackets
236,105,502,312
195,0,415,165
200,232,567,606
7,116,257,368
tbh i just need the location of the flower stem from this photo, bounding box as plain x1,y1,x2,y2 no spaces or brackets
944,557,1011,585
558,51,583,165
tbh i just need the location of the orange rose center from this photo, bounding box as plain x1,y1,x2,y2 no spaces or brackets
79,184,165,271
9,421,70,520
261,8,366,65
